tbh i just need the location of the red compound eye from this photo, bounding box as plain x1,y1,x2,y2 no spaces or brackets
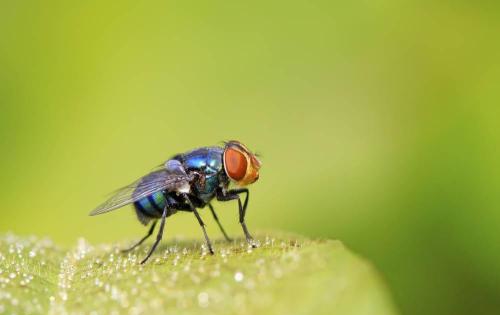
224,148,247,181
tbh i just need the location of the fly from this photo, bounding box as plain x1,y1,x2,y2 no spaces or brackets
90,140,262,264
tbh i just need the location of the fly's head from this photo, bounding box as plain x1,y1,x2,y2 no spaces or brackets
223,140,261,186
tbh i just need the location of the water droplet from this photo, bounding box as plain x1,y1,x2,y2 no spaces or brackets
60,292,68,301
197,292,209,308
234,271,244,282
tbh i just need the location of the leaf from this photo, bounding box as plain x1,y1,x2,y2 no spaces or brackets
0,233,398,315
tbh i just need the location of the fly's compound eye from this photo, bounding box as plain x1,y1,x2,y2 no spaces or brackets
224,147,248,181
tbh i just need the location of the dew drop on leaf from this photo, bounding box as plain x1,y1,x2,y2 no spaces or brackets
234,271,244,282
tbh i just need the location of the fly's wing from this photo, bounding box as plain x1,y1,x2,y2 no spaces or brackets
89,169,193,216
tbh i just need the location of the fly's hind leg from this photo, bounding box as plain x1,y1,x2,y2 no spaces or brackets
208,203,232,242
140,206,167,264
121,221,157,253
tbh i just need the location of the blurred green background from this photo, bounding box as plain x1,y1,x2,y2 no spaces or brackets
1,1,499,314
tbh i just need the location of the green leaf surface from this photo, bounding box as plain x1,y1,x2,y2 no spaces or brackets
0,233,398,315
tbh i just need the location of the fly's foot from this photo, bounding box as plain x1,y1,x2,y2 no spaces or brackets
121,247,135,254
246,237,258,248
207,241,215,255
244,231,257,248
202,242,215,255
241,222,257,248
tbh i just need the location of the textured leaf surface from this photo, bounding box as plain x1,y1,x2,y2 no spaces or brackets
0,233,398,315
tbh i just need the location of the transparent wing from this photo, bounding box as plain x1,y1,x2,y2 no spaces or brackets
89,169,193,216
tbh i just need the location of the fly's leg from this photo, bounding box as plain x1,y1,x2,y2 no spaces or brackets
140,206,167,264
184,195,214,254
216,188,256,247
121,221,157,253
208,203,232,242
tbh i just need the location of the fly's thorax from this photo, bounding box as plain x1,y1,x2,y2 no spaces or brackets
223,140,261,186
175,147,226,201
180,147,224,175
191,172,221,201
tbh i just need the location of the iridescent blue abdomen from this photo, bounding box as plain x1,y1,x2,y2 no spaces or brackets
133,191,167,224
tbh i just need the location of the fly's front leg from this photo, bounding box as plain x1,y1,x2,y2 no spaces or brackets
216,188,256,247
183,195,215,254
